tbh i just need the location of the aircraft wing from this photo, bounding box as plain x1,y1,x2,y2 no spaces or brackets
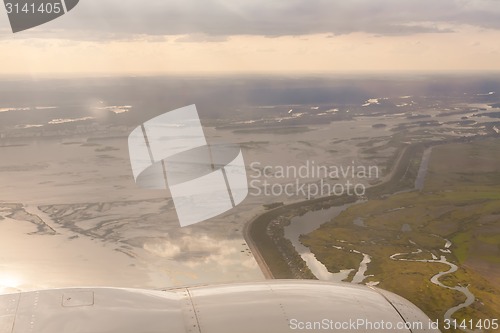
0,280,440,333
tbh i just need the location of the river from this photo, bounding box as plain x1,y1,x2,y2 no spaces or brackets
282,146,480,331
391,239,480,333
415,147,433,190
283,202,373,284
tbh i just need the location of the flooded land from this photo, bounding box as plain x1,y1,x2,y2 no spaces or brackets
1,76,499,331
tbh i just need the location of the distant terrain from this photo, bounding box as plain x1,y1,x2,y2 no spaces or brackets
1,75,499,329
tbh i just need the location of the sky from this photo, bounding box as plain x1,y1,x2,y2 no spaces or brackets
0,0,500,75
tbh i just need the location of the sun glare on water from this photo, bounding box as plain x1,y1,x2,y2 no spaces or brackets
0,274,23,293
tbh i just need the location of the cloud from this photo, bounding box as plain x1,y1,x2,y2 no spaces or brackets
143,233,257,271
2,0,500,40
174,33,228,43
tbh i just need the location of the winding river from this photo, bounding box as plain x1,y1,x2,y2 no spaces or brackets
391,239,479,333
281,146,479,331
283,202,373,284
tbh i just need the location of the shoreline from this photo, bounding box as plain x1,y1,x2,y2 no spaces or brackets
243,143,420,279
243,134,494,280
243,193,358,279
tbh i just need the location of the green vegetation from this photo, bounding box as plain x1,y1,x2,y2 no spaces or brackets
263,202,284,210
366,143,425,197
247,132,500,332
303,138,500,332
233,126,311,134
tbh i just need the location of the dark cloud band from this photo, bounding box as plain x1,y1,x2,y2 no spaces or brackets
5,0,500,39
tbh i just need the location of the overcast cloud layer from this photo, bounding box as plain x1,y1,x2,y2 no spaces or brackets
2,0,500,39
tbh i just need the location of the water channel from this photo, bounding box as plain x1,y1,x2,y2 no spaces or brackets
282,146,478,331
